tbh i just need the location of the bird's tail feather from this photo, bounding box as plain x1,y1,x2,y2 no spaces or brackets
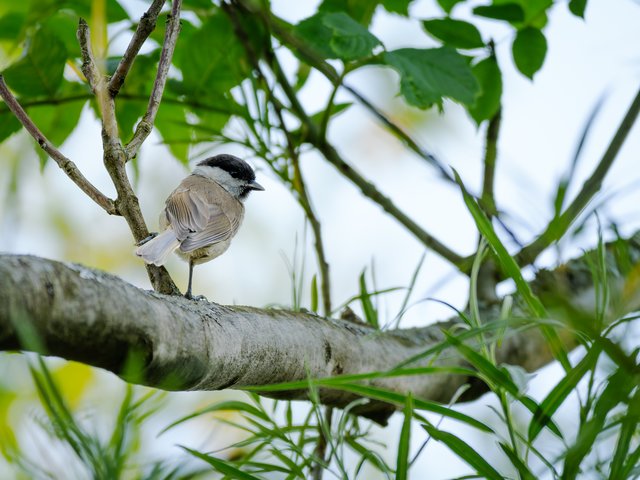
135,229,180,266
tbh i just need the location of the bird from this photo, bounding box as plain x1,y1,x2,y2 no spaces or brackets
136,154,264,299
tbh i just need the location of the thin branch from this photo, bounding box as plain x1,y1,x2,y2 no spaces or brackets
264,50,468,271
255,7,455,184
515,85,640,267
480,108,501,217
77,19,179,296
126,0,183,160
224,2,333,316
109,0,166,98
77,18,119,142
0,75,117,215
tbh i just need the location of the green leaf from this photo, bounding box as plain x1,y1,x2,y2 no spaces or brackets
512,27,547,79
0,111,21,142
381,0,413,16
396,394,412,480
422,18,484,49
3,27,67,97
383,47,479,108
421,423,503,479
155,103,192,165
436,0,464,14
528,345,601,442
473,3,525,22
27,92,85,165
177,13,245,95
182,446,261,480
42,11,82,58
0,12,25,41
318,0,378,26
569,0,587,17
294,12,381,61
468,55,502,125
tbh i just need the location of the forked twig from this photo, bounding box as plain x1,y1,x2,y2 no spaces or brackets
0,75,117,215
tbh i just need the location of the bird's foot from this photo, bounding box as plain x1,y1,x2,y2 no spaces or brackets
137,232,158,246
184,291,208,301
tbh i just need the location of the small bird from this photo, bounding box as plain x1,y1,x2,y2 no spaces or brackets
136,154,264,299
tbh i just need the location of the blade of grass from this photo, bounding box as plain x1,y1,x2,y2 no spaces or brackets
181,446,261,480
609,388,640,478
421,422,503,480
498,442,536,480
161,400,271,434
453,169,571,371
359,270,379,328
396,394,412,480
444,331,561,437
528,344,601,442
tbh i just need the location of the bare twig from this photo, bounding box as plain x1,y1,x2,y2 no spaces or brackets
77,19,179,295
0,76,117,215
77,18,119,142
109,0,166,98
264,51,468,270
254,7,455,184
126,0,183,160
480,108,501,217
224,3,334,316
516,86,640,267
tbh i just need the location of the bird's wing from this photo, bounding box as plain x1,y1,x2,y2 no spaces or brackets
164,179,243,253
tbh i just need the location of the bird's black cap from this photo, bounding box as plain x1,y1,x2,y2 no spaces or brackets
197,154,256,182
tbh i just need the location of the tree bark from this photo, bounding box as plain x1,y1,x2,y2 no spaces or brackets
1,235,638,424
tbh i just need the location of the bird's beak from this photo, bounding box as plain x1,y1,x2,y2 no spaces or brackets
248,180,265,191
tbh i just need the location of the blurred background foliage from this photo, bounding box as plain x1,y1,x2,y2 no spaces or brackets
1,0,640,478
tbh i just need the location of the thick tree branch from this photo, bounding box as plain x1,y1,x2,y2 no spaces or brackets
109,0,166,98
5,232,638,425
0,76,117,215
126,0,182,160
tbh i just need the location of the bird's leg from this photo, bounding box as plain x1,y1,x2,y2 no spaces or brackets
185,259,195,299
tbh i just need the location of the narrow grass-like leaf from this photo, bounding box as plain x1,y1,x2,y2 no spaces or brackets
359,270,379,328
181,446,261,480
528,345,601,442
562,369,632,479
453,169,570,371
324,383,492,432
310,274,319,312
498,442,535,480
244,366,476,393
421,423,503,479
396,394,412,480
161,400,270,434
610,388,640,478
444,332,561,437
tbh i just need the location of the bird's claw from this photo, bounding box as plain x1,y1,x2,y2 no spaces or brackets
184,293,208,301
